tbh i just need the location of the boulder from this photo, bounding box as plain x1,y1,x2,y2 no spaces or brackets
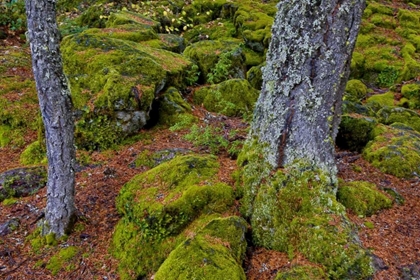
111,154,236,279
363,123,420,178
193,79,259,117
0,166,47,201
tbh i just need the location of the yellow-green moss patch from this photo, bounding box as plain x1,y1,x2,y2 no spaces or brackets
337,181,392,217
46,246,79,276
154,216,248,280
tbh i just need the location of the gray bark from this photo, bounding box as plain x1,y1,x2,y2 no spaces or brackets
250,0,366,180
25,0,76,236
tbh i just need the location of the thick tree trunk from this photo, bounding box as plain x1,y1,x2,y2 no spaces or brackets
250,0,366,181
25,0,76,237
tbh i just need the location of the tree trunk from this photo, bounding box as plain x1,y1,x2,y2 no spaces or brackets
250,0,366,180
25,0,76,237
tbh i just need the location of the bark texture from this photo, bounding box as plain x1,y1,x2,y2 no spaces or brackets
250,0,366,179
25,0,76,236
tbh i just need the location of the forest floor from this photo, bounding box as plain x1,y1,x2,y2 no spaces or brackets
1,33,420,280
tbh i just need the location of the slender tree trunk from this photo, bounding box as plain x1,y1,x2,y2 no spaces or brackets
250,0,366,181
25,0,76,237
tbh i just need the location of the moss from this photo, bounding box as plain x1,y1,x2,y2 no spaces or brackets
275,265,326,280
370,14,397,29
365,92,396,108
2,197,17,206
366,2,394,16
377,106,420,132
81,25,158,43
157,87,192,126
193,79,259,117
46,246,78,276
363,124,420,178
401,83,420,108
399,43,420,82
112,154,236,279
76,4,108,28
237,140,373,279
183,40,242,83
106,10,160,29
350,52,365,79
336,115,377,152
20,140,47,165
134,148,190,169
143,34,186,53
61,31,193,150
397,9,420,30
344,79,368,103
154,216,248,280
247,63,264,90
337,181,392,217
364,221,375,229
183,19,237,43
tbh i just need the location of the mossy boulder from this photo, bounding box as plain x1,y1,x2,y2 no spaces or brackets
106,10,161,30
344,79,368,103
237,146,373,279
365,92,396,109
337,181,392,217
154,216,248,280
112,154,236,279
193,79,259,117
401,83,420,108
336,115,377,152
133,148,191,169
61,31,194,149
157,87,192,126
183,40,244,83
0,166,47,202
363,124,420,178
377,106,420,132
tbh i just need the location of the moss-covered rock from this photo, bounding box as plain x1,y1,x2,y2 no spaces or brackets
133,148,191,169
365,91,396,108
183,40,244,83
401,83,420,108
193,79,259,117
247,63,264,90
363,124,420,178
112,154,236,279
0,166,47,202
61,31,194,150
157,87,192,126
336,115,377,152
154,216,248,280
344,79,368,103
337,181,392,217
377,106,420,132
237,145,373,279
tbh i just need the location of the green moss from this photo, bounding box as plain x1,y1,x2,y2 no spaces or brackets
61,31,193,150
20,140,46,165
82,25,158,43
364,221,375,229
112,154,236,279
193,79,259,117
370,14,397,29
106,11,160,29
397,9,420,30
183,40,242,83
344,79,368,103
401,83,420,108
154,216,248,280
237,142,373,279
337,181,392,217
363,124,420,178
2,197,17,206
350,52,365,79
336,115,377,152
366,2,394,16
399,43,420,81
46,246,78,276
247,63,264,90
275,265,326,280
377,106,420,132
365,92,396,108
157,87,192,126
